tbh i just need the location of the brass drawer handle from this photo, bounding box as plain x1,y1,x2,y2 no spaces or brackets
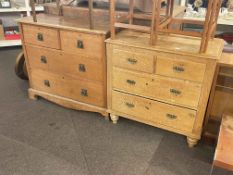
77,40,84,49
79,64,86,72
81,89,88,97
170,88,181,95
166,113,177,119
126,79,136,85
44,80,50,87
125,102,135,108
127,58,137,64
40,56,47,64
173,66,184,72
37,33,43,41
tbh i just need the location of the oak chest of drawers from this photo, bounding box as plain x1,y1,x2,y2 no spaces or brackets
106,30,224,147
18,14,109,117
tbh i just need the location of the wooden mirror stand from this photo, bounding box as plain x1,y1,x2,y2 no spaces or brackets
110,0,222,53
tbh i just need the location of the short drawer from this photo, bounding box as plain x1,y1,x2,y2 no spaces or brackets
23,24,60,49
156,57,206,83
26,45,104,82
112,91,196,133
112,67,202,109
30,70,105,107
60,30,103,59
112,49,154,73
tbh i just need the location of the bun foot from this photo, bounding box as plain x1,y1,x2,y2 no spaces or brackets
187,137,198,148
110,114,119,124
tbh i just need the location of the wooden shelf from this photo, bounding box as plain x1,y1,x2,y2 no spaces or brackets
0,39,21,47
0,1,44,47
0,6,44,12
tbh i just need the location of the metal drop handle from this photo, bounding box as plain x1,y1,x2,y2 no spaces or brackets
126,79,136,85
166,113,177,119
77,40,84,49
127,58,137,64
173,66,184,72
40,56,47,64
37,33,43,41
125,102,135,108
81,89,88,97
170,88,181,95
79,64,86,72
44,80,50,87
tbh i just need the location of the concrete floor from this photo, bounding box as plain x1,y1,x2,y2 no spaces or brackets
0,47,232,175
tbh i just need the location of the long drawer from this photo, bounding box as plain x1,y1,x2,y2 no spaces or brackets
112,91,196,133
112,67,202,109
60,30,103,59
112,49,154,73
30,69,105,107
22,24,60,49
156,57,206,83
26,45,104,82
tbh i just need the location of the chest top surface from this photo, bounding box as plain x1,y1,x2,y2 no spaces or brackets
106,30,224,60
17,14,109,35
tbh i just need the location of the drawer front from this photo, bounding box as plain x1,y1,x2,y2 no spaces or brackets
112,67,202,108
26,45,60,71
112,91,196,133
156,57,206,83
23,24,60,49
26,45,104,82
30,70,105,107
60,30,103,59
112,49,154,73
60,53,104,82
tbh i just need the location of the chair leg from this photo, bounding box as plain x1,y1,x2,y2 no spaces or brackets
129,0,134,25
110,0,116,39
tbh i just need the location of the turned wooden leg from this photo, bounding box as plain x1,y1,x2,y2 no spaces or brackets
187,137,199,148
110,114,119,124
28,90,38,100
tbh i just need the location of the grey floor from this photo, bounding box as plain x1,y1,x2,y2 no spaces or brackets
0,47,232,175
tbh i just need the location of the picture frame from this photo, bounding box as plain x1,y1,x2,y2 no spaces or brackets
0,0,11,8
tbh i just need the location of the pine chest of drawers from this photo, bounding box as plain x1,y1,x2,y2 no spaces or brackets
18,14,109,117
106,30,224,147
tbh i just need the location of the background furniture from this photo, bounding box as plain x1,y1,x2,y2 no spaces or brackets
203,52,233,144
212,114,233,173
0,0,44,47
